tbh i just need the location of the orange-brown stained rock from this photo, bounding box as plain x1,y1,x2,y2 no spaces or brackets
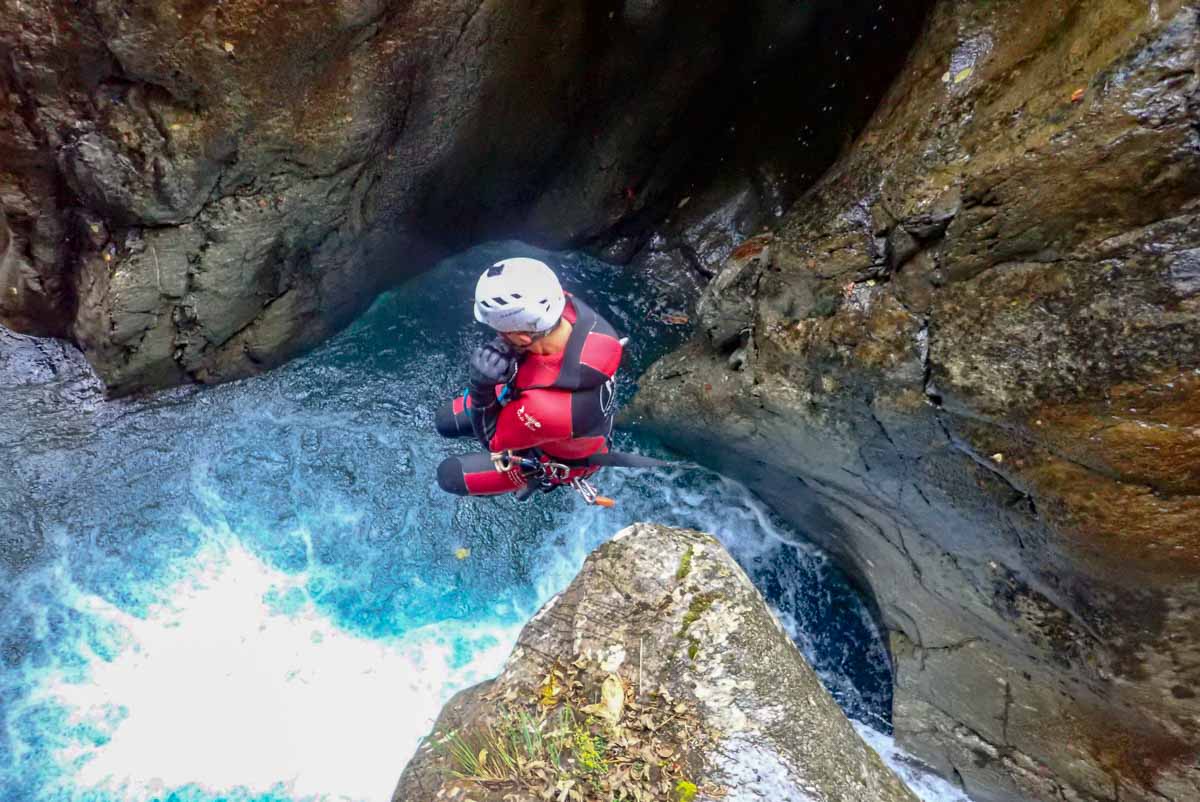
1032,371,1200,496
730,235,772,262
826,293,923,373
992,371,1200,576
954,386,1200,578
1024,457,1200,577
95,0,361,158
1069,708,1196,792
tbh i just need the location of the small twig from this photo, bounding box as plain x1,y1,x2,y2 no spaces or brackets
151,245,162,291
638,637,643,700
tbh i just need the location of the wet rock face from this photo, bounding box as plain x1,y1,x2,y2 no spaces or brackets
0,0,928,395
394,523,919,802
629,3,1200,801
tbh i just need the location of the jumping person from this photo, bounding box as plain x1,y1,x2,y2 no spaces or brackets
434,258,623,501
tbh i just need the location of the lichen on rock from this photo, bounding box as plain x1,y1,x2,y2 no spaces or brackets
393,523,919,802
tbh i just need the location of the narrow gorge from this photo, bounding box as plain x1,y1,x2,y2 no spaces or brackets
2,2,1197,802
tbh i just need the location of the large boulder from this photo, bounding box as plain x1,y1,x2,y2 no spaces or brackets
628,2,1200,802
0,0,930,396
393,523,920,802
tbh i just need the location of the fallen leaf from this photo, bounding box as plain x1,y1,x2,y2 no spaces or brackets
1071,88,1086,103
454,547,470,560
581,674,625,725
953,67,973,84
223,41,235,53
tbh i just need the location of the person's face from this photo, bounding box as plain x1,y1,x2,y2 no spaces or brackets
500,330,537,351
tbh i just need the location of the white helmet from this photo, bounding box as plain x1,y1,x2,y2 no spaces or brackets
473,258,566,333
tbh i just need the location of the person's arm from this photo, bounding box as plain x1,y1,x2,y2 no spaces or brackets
466,339,517,450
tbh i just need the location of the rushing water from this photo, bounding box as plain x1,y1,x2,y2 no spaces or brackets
0,244,965,802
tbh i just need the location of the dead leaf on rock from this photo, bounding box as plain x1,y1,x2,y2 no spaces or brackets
581,674,624,725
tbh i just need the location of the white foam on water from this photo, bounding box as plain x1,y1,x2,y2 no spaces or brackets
13,450,962,802
33,535,521,802
854,721,973,802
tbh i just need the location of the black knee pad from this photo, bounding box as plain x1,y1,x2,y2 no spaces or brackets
435,399,472,438
436,456,468,495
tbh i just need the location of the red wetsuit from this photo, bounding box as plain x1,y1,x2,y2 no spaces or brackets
435,296,623,496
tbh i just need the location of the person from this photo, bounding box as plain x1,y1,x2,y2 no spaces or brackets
434,257,623,500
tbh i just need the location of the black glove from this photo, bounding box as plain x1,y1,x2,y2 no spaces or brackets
468,338,517,391
467,338,517,449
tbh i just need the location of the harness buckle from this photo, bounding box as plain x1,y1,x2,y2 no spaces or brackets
493,451,554,486
492,450,538,474
491,451,515,473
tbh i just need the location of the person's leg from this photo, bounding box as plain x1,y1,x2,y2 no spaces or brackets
435,392,475,439
436,451,529,496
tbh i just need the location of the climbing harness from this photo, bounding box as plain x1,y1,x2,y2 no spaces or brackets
489,448,696,507
490,450,614,506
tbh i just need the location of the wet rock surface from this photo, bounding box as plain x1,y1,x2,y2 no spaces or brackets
0,0,927,396
629,3,1200,801
393,523,919,802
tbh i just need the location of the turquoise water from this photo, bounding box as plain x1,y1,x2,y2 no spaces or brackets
0,244,894,802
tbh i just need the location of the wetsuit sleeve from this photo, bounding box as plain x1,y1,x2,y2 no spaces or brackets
468,385,502,450
488,390,573,452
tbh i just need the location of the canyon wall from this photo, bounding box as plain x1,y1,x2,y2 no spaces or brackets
629,2,1200,800
0,0,924,395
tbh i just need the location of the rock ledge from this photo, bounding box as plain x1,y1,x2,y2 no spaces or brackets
393,523,917,802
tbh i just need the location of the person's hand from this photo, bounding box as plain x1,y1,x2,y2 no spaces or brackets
468,339,516,389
